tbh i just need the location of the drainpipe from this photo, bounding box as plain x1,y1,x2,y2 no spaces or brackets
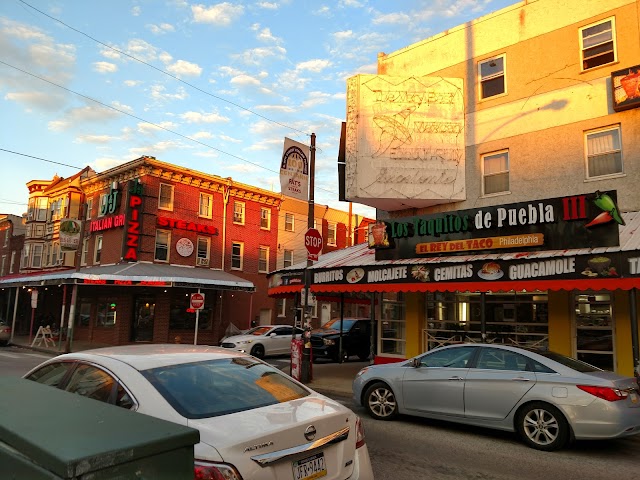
221,181,231,271
9,286,19,343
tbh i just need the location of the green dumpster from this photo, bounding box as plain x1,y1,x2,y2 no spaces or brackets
0,377,199,479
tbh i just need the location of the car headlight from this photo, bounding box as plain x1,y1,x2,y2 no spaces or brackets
323,338,335,346
236,340,253,345
355,367,370,377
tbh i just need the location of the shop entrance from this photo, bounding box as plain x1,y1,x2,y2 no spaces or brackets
574,293,615,371
132,296,156,342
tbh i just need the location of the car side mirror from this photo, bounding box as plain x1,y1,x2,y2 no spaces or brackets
269,333,277,337
410,358,422,368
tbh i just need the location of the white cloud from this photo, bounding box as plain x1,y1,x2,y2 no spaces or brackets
111,101,133,114
75,134,118,144
180,111,230,123
372,12,412,25
131,6,141,16
166,60,203,77
256,2,279,9
230,74,261,87
4,91,67,111
191,131,213,139
93,61,118,73
124,80,143,87
232,46,287,66
129,140,184,156
226,163,263,173
218,66,245,77
193,150,219,158
313,6,332,16
137,121,177,134
218,134,242,143
256,27,282,43
48,104,121,131
296,59,332,72
191,3,245,26
147,23,175,35
254,104,296,113
150,85,189,101
332,30,354,40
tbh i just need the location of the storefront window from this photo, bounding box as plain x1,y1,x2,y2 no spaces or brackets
75,300,92,327
574,293,614,371
424,291,548,351
380,292,406,356
169,291,213,331
96,299,117,327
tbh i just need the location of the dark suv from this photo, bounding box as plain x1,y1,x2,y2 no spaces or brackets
310,318,371,362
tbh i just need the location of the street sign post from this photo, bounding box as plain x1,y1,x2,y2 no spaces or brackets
190,292,205,346
304,228,323,261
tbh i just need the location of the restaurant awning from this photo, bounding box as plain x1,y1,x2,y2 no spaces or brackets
268,211,640,295
0,263,255,292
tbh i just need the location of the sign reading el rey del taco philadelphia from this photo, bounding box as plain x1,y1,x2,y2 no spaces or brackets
344,74,465,211
280,137,309,201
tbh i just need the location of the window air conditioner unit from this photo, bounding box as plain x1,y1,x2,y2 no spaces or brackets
196,257,210,266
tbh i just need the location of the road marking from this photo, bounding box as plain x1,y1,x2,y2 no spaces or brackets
25,353,54,359
0,352,20,358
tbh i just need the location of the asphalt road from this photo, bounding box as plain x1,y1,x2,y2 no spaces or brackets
2,346,639,480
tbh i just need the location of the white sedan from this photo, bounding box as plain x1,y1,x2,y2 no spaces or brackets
23,344,374,480
220,325,304,358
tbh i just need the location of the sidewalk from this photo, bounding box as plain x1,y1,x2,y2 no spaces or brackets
8,335,366,398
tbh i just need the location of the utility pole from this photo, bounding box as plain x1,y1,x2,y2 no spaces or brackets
301,133,316,383
64,199,85,353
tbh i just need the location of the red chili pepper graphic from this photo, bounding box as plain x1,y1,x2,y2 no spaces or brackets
585,211,614,228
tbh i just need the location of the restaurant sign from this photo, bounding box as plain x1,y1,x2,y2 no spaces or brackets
373,191,622,260
308,251,639,287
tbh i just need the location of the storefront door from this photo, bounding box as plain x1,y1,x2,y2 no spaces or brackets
132,296,155,342
574,293,615,371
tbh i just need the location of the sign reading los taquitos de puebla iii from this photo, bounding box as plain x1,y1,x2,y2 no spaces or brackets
371,191,623,261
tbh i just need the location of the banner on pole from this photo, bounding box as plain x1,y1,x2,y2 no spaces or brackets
280,137,309,201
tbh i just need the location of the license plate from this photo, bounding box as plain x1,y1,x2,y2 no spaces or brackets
292,452,327,480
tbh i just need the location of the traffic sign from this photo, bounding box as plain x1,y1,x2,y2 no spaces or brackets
304,228,323,261
190,292,205,310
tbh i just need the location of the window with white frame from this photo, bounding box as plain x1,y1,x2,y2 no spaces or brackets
1,256,6,276
284,249,294,268
3,228,9,246
231,241,243,270
233,201,245,225
21,244,30,268
260,207,271,230
199,192,212,218
81,238,89,266
277,298,286,317
585,125,622,178
32,244,43,268
479,55,506,99
327,223,337,246
159,183,174,211
85,198,93,220
155,230,170,262
197,237,210,266
53,243,61,265
482,150,510,195
94,236,103,264
9,251,15,273
284,213,294,232
44,243,50,266
259,246,269,273
580,18,616,71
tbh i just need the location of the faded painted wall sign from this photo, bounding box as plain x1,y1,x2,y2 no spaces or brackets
345,74,465,210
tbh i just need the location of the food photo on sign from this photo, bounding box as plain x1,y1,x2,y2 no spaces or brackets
612,65,640,112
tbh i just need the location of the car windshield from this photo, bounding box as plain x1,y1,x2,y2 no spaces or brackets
321,318,358,331
243,326,272,336
529,349,603,373
142,357,309,419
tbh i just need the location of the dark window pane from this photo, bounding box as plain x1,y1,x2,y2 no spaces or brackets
25,362,74,387
481,76,505,98
65,364,115,403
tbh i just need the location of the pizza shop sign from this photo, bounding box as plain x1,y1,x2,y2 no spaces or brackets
374,191,622,260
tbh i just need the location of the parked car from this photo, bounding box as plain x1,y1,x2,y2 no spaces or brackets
220,324,304,359
311,318,371,362
23,344,374,479
353,343,640,451
0,321,11,346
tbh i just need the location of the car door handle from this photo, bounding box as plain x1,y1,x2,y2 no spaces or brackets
448,376,464,381
511,377,531,381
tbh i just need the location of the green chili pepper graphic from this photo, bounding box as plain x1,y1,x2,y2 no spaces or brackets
593,191,625,225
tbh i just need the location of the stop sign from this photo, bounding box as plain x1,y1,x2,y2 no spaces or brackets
304,228,323,256
190,293,205,310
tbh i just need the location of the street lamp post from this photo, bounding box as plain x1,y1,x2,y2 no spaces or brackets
301,133,316,383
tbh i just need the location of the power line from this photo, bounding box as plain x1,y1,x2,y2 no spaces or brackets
0,149,82,170
17,0,310,138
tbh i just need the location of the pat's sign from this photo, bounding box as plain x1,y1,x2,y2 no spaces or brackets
373,191,622,260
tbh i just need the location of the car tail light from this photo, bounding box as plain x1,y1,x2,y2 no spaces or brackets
194,460,243,480
577,385,629,402
355,416,366,449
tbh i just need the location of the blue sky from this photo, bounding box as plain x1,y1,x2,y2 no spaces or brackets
0,0,515,219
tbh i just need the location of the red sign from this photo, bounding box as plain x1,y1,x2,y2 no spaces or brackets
304,228,323,260
123,179,144,262
190,293,205,310
90,214,126,232
157,216,219,235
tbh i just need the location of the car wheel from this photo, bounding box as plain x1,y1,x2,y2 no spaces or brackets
332,348,348,363
364,382,398,420
250,344,265,359
516,402,569,451
357,349,370,361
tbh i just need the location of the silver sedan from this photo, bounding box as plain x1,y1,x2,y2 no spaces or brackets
353,343,640,451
